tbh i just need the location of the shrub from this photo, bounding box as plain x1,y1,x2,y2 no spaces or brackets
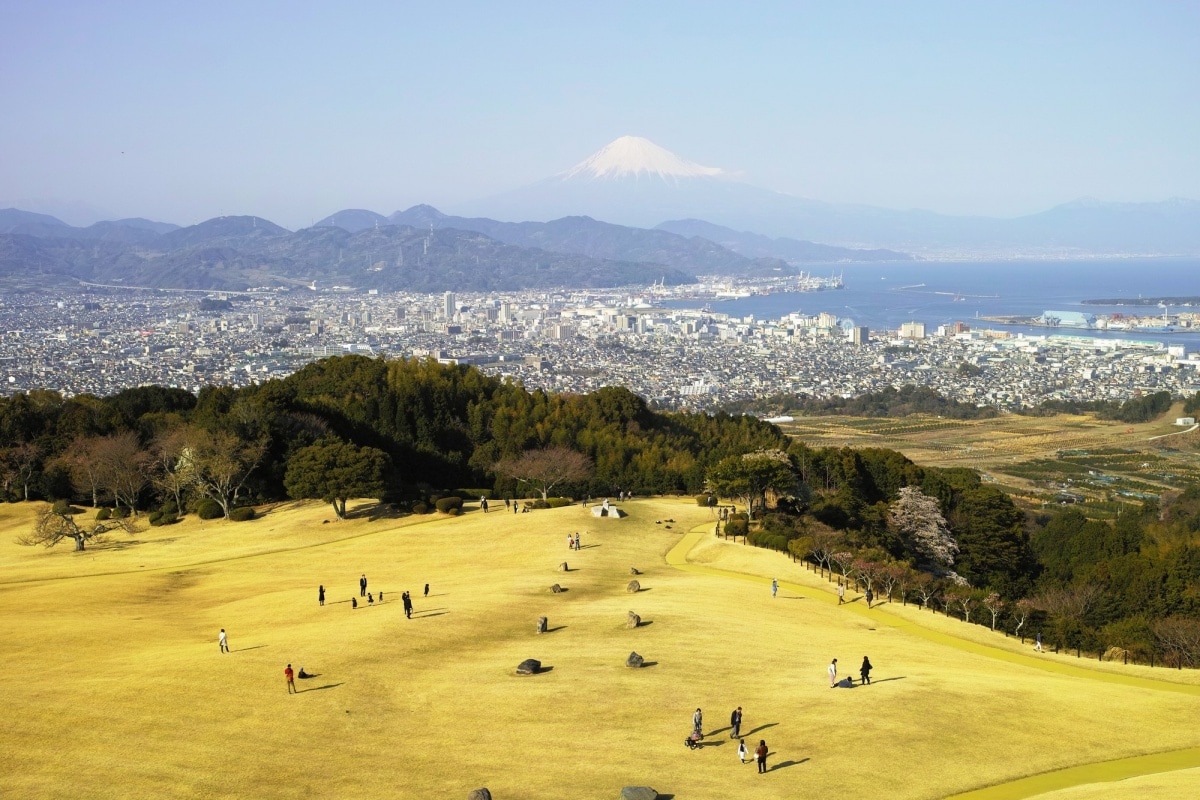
530,499,550,510
229,506,256,522
196,499,224,520
725,517,749,537
53,499,84,516
95,507,111,521
111,507,130,519
149,511,178,527
161,500,179,515
148,510,162,524
458,489,492,499
411,502,429,515
435,496,463,513
546,497,572,508
447,507,461,516
695,494,714,506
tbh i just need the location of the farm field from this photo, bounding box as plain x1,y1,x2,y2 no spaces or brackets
779,406,1200,512
2,498,1199,799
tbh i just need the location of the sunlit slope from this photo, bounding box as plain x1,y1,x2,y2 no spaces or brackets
2,498,1198,799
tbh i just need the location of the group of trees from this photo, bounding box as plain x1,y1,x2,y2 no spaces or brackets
0,355,787,530
5,355,1200,668
706,436,1200,667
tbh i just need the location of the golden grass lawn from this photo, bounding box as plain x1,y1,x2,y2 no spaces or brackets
1,498,1198,799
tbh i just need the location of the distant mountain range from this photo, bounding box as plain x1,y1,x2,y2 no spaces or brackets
457,136,1200,256
0,200,906,292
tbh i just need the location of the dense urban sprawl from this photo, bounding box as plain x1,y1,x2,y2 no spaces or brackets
2,286,1198,410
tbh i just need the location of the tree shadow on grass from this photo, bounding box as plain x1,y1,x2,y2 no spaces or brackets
302,682,343,693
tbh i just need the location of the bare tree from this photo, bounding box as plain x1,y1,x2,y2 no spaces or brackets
18,505,137,552
878,561,908,604
148,429,195,512
807,522,842,578
186,429,267,519
2,442,43,501
95,432,149,513
1013,598,1035,641
912,572,939,611
1032,584,1103,656
830,551,856,587
853,558,885,605
57,437,106,507
1152,617,1200,669
494,446,593,502
983,592,1005,631
944,585,978,624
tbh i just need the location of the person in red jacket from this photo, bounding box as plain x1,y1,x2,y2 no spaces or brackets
755,740,769,773
285,664,296,694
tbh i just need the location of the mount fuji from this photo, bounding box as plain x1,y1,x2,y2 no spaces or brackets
456,137,1200,256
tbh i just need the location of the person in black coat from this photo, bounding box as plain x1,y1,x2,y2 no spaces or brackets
730,706,743,738
860,655,873,685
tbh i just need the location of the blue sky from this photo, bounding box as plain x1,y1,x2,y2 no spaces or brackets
1,1,1196,227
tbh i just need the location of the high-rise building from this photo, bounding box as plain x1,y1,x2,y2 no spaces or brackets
443,291,456,320
852,325,869,345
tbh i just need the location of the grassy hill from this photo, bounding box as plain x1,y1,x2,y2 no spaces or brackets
2,498,1199,798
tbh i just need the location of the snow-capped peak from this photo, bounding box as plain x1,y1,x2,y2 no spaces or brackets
562,136,724,181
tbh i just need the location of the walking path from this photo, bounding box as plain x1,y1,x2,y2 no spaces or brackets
667,525,1200,798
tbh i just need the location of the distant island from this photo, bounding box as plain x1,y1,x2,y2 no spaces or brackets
1083,297,1200,306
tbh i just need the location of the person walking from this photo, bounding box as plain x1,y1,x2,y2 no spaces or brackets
318,585,325,606
424,583,429,598
402,591,413,619
860,656,873,685
359,573,367,598
285,664,296,694
828,658,838,688
351,597,357,609
692,708,703,736
219,628,229,653
737,739,748,764
755,740,769,773
573,532,580,551
481,495,488,513
512,502,518,515
730,706,743,738
865,588,874,608
1035,632,1043,652
567,533,574,550
771,578,778,598
837,583,845,604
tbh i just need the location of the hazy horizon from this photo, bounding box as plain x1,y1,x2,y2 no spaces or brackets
2,1,1197,228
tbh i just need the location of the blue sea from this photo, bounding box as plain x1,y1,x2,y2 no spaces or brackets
663,257,1200,352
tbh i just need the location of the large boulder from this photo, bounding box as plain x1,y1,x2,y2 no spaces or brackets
559,561,569,572
627,611,641,629
551,584,563,593
620,787,656,800
626,652,645,668
629,567,641,575
536,616,548,634
468,791,492,800
515,659,541,675
626,580,641,593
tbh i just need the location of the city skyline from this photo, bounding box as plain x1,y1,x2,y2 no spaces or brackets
2,1,1197,228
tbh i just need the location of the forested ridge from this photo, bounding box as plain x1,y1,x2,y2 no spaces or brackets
3,355,1200,665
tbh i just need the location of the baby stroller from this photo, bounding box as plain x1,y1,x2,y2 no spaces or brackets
683,728,704,750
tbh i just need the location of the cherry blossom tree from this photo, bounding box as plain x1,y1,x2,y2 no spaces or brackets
888,485,959,568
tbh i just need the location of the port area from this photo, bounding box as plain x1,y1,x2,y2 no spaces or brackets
978,314,1195,334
